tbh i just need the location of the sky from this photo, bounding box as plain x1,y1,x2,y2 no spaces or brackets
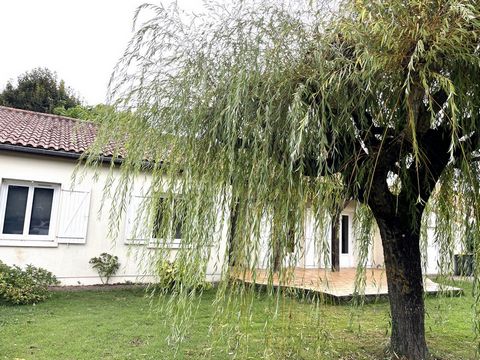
0,0,204,105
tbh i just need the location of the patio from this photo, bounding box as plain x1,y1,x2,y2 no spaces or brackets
240,268,462,299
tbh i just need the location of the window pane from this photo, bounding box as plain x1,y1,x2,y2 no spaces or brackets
29,188,54,235
174,215,183,239
3,185,29,234
341,215,349,254
173,199,183,239
152,198,183,240
152,198,165,239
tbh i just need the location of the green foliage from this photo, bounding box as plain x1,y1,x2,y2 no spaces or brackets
0,67,80,113
0,261,59,305
155,260,178,290
53,104,116,123
153,260,212,294
89,253,120,284
86,0,480,356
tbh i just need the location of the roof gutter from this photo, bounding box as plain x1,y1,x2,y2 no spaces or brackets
0,143,123,165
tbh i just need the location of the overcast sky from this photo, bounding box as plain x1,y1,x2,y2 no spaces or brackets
0,0,204,105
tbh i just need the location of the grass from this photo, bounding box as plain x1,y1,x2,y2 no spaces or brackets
0,280,476,360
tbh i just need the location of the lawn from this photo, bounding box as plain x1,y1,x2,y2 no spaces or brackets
0,280,476,360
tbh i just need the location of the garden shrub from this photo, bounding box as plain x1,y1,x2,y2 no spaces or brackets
156,260,178,290
0,261,59,305
153,260,212,293
89,253,120,284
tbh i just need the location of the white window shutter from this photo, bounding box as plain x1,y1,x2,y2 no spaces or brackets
57,189,91,244
125,195,151,244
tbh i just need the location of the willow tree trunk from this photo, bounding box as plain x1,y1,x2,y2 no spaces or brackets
375,214,427,359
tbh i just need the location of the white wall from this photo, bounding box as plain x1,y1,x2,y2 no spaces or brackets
255,200,387,271
5,151,447,284
0,152,228,285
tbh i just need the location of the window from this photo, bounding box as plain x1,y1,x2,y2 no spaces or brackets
0,181,59,240
152,197,184,241
286,215,296,253
341,215,349,254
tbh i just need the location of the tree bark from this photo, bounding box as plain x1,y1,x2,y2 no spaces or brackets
375,214,428,359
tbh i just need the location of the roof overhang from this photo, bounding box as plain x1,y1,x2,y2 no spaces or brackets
0,143,123,165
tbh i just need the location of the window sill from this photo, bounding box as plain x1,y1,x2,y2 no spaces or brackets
148,239,182,249
0,239,58,248
124,240,149,246
126,241,214,250
124,239,182,249
148,244,182,249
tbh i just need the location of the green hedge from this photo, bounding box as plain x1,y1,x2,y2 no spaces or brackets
0,261,59,305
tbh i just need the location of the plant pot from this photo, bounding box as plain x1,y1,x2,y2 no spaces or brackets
454,254,475,276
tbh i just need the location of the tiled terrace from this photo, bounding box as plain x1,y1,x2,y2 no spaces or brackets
240,268,462,299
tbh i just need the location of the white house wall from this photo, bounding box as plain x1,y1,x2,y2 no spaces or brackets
254,200,387,271
421,213,464,275
0,152,228,285
1,151,446,284
303,207,330,269
371,226,384,268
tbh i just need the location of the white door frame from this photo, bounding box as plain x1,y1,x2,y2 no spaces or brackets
339,211,354,268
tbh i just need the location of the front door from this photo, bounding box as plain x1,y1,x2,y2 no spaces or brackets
339,214,354,268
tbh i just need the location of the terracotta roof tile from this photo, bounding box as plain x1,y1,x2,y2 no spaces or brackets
0,106,116,158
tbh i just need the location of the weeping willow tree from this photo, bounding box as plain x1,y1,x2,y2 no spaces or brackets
87,0,480,359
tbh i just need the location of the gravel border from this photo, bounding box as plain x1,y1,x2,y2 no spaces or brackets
49,284,148,292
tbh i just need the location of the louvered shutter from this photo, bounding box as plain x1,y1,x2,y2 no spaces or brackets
125,195,151,244
57,189,91,244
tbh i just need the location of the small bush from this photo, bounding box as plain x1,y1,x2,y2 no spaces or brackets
0,261,59,305
89,253,120,284
153,260,212,293
156,260,178,290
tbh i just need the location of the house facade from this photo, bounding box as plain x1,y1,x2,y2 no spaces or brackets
0,106,229,285
0,106,440,285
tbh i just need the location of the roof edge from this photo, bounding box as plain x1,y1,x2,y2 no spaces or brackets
0,105,97,125
0,143,122,165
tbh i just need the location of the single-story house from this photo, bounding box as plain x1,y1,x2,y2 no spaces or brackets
0,106,441,285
